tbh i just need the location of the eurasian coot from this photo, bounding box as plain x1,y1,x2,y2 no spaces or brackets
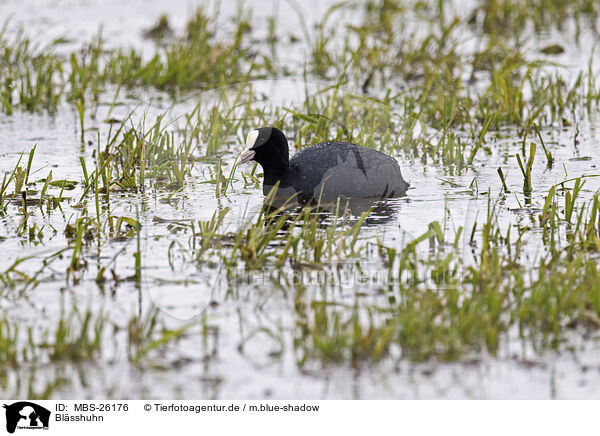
238,127,409,202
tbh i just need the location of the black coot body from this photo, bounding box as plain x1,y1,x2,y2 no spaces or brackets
238,127,409,202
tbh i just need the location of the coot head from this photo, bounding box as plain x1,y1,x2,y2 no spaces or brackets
238,126,289,174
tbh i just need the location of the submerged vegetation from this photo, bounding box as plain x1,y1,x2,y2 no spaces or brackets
1,0,600,398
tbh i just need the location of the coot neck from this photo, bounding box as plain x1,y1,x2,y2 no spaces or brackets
256,131,290,178
263,166,292,187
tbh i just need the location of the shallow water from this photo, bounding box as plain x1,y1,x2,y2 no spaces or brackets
1,0,600,399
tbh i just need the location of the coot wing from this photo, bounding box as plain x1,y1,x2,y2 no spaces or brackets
290,142,408,201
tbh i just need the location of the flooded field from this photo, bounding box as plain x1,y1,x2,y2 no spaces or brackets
1,0,600,399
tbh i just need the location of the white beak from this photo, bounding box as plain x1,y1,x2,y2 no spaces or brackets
237,149,256,165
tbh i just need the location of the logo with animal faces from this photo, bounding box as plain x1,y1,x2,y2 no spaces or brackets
2,402,50,434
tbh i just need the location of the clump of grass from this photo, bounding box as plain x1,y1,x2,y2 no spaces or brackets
516,141,536,194
475,0,600,37
0,319,19,366
105,7,253,92
0,29,65,114
49,312,104,361
564,177,584,224
143,14,173,42
0,153,27,214
0,7,262,115
296,303,392,365
534,124,554,168
127,308,191,363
